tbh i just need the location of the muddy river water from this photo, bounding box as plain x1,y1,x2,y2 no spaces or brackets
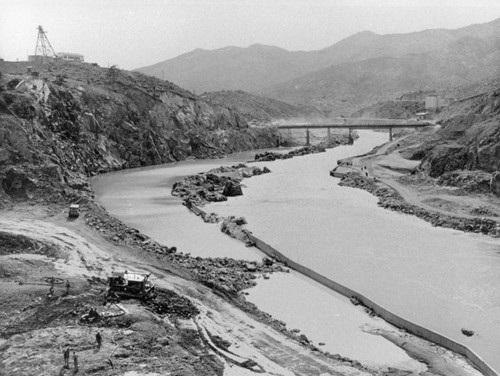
92,131,500,372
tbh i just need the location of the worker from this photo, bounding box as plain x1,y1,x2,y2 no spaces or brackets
65,280,70,295
73,351,78,373
48,276,57,297
63,348,70,368
96,331,102,349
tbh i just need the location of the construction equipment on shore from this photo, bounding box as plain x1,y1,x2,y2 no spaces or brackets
68,204,80,218
107,271,156,301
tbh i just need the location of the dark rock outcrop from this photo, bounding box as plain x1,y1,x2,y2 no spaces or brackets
222,181,243,197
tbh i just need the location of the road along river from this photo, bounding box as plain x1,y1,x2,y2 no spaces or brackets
93,131,500,373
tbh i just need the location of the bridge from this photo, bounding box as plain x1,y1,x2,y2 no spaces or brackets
275,118,434,145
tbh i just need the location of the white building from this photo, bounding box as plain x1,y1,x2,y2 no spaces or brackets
57,52,84,62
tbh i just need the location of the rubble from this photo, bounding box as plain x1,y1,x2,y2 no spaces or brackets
172,164,271,206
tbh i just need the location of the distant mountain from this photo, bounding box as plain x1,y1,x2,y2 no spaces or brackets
201,90,323,124
135,18,500,114
135,45,322,93
264,35,500,114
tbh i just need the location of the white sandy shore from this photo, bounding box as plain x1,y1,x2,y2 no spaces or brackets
246,269,427,372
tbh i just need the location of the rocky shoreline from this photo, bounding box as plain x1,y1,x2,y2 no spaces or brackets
338,172,500,237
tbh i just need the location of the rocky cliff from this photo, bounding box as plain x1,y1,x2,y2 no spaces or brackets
0,60,278,207
414,87,500,194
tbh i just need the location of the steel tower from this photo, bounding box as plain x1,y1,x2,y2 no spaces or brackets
34,25,57,57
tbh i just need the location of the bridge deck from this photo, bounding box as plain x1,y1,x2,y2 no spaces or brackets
277,123,431,129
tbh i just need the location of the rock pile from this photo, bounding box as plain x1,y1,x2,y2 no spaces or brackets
220,216,254,246
145,288,200,319
172,164,270,206
254,145,326,162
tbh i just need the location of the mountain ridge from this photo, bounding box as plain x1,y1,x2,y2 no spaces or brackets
135,17,500,105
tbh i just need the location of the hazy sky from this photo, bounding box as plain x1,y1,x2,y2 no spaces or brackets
2,0,500,70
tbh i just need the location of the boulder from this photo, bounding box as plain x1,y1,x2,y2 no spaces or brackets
222,180,243,196
461,328,474,337
1,167,35,199
245,263,257,272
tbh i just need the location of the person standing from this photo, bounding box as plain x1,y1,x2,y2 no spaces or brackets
65,280,71,295
73,351,78,374
63,348,70,368
96,331,102,349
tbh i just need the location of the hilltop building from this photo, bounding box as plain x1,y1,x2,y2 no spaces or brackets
28,25,84,64
425,95,440,112
57,52,84,62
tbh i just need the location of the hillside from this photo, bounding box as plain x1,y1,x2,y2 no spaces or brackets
135,44,322,93
135,18,500,114
263,35,500,114
351,100,425,119
416,87,500,182
201,90,323,124
0,60,278,207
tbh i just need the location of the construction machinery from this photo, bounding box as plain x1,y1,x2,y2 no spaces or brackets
107,271,155,301
68,204,80,218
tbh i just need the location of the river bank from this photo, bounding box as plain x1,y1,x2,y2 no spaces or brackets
337,172,500,236
110,131,487,374
172,164,491,376
331,130,500,237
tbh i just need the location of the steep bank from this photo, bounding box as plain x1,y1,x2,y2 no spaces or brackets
0,60,278,209
413,87,500,193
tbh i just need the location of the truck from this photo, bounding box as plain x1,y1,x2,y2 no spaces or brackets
68,204,80,218
107,271,155,301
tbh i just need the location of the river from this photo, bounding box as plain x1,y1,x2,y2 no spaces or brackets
92,131,500,373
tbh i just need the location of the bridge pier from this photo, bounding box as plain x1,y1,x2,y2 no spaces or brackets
275,120,430,145
327,127,331,140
